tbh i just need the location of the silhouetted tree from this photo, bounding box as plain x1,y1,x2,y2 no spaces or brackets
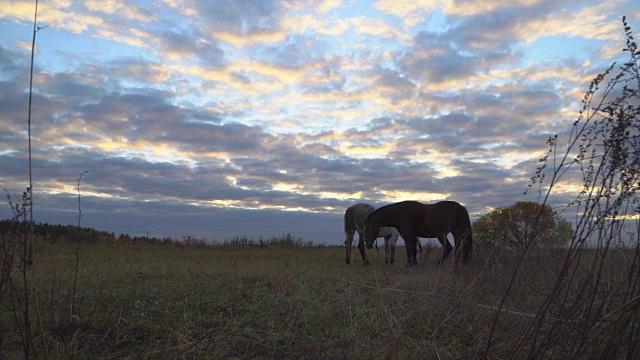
474,201,572,248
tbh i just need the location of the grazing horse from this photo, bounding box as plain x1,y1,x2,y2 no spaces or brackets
344,203,421,265
364,200,473,267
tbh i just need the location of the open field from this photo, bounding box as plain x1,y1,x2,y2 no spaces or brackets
1,239,638,359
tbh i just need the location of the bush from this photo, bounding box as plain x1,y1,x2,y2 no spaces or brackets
473,201,572,248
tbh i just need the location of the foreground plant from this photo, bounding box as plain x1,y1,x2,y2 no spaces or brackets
485,17,640,358
1,187,35,357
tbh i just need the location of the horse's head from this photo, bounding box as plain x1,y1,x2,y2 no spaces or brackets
364,218,379,250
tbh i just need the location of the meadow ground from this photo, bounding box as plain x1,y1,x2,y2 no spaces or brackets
0,239,636,359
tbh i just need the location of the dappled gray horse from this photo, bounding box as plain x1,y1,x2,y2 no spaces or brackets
344,203,420,265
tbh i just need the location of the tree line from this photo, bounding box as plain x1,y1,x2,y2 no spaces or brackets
0,220,321,247
0,220,116,243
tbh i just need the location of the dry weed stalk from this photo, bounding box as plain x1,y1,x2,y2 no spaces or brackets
485,17,640,359
1,188,35,357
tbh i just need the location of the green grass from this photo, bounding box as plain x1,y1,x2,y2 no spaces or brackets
0,240,634,359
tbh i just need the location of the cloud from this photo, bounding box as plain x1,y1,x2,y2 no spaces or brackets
283,14,350,37
350,16,407,41
82,0,155,22
212,29,288,46
0,0,636,244
399,32,493,87
374,0,441,19
38,5,104,34
182,0,293,46
445,0,546,17
156,28,226,64
370,67,417,101
513,2,623,45
254,35,329,68
194,0,284,33
315,0,343,15
373,0,441,29
102,58,176,83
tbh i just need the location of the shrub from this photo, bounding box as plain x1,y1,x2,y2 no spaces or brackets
473,201,572,248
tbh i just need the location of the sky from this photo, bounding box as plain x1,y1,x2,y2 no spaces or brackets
0,0,638,245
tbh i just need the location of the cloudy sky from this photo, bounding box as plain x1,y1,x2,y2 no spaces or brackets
0,0,638,244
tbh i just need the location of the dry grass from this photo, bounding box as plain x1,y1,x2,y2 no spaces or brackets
2,239,635,359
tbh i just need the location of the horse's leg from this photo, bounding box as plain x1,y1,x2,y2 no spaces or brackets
434,235,444,265
438,234,453,265
384,235,390,264
452,226,471,267
389,234,397,265
384,235,396,265
357,231,370,265
411,237,419,266
345,228,354,264
453,231,462,267
403,233,418,267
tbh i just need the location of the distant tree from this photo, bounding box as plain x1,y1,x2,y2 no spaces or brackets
473,201,572,248
118,233,132,242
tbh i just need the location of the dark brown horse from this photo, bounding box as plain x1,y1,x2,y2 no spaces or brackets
364,200,473,266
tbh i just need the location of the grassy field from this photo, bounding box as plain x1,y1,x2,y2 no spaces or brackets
0,239,637,359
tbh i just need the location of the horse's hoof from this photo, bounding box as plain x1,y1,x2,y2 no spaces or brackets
346,259,351,265
363,260,370,266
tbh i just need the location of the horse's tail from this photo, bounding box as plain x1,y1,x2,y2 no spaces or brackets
344,207,354,235
455,205,473,264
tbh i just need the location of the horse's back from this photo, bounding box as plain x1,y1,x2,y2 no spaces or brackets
430,200,469,232
374,201,425,218
345,203,375,233
432,200,462,214
368,200,426,231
